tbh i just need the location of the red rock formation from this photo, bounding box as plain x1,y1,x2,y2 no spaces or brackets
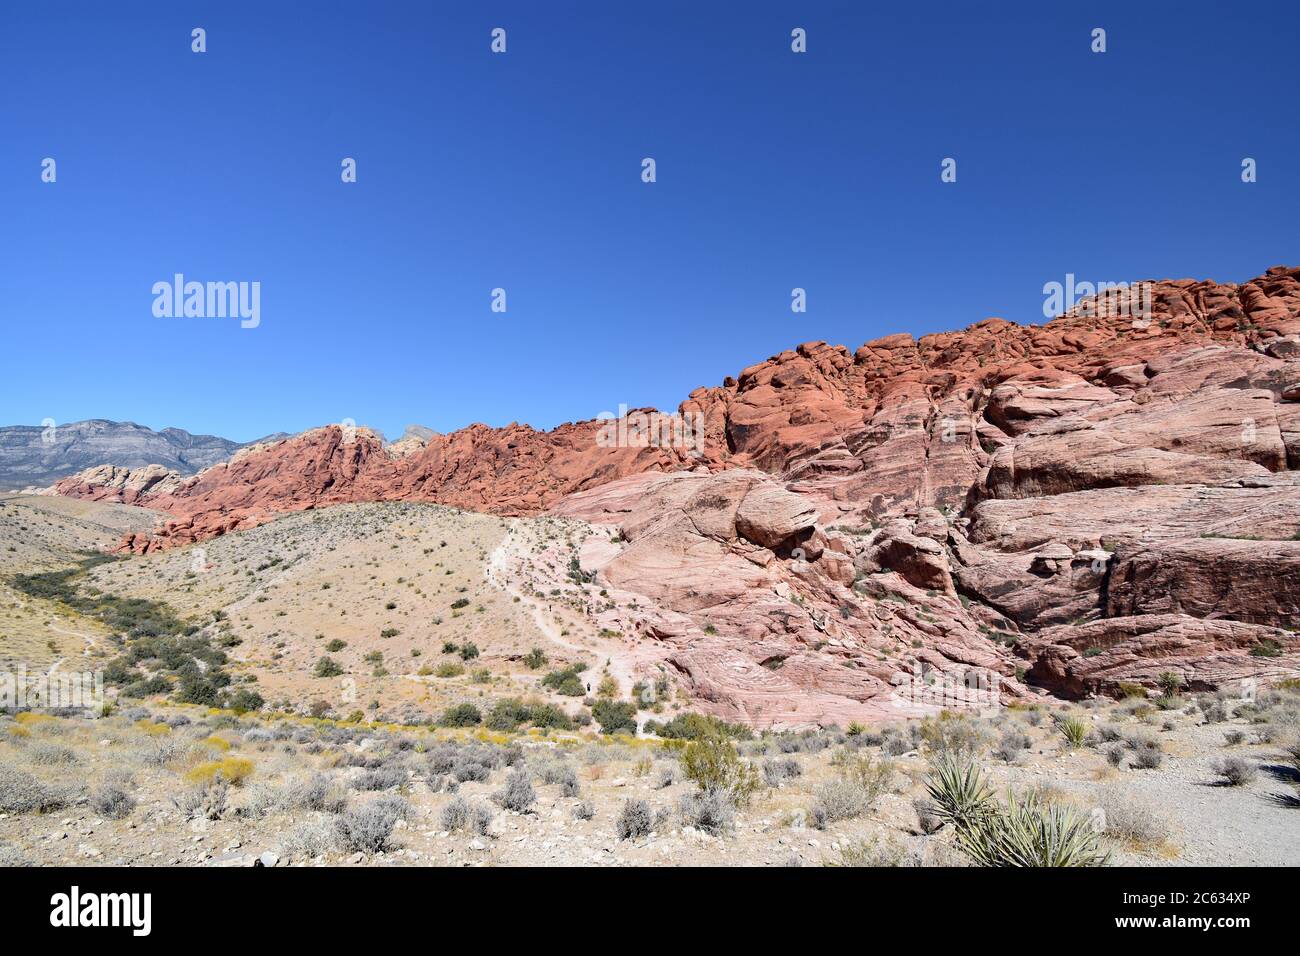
54,265,1300,717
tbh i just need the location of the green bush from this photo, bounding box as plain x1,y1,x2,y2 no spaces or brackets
542,665,587,697
643,712,751,741
439,703,482,727
313,656,344,678
681,735,760,807
591,699,637,735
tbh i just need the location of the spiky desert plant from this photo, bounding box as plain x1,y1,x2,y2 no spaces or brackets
1156,671,1184,698
925,754,994,831
956,790,1110,867
926,756,1108,867
1055,714,1089,749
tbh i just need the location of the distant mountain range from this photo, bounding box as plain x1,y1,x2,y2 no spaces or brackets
0,420,286,490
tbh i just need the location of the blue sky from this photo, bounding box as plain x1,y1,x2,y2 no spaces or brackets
1,1,1295,443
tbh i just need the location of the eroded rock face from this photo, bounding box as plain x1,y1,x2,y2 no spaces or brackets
53,464,184,505
55,266,1300,720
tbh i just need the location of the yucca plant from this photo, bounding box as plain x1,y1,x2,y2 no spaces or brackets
956,791,1110,867
1055,714,1090,749
925,756,1109,867
925,753,994,830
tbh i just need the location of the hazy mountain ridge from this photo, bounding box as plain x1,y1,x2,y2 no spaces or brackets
0,419,286,490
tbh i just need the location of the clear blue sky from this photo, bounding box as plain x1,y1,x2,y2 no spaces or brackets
1,1,1295,443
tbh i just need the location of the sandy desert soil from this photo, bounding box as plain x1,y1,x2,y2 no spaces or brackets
1,496,1297,867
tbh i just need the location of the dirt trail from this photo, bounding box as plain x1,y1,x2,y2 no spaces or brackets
485,520,641,706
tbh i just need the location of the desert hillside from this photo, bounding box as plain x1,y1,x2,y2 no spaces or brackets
47,267,1300,720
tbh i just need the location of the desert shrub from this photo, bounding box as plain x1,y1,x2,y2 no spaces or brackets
616,799,653,840
533,760,580,796
826,835,916,867
495,767,536,812
141,736,194,767
591,699,637,735
1055,714,1089,749
523,648,547,669
925,754,995,832
184,756,254,787
1105,744,1126,767
282,819,340,859
1132,747,1163,770
89,784,135,819
441,795,492,835
485,698,528,731
775,729,835,754
644,712,751,741
1214,757,1257,787
424,744,459,775
174,780,228,820
1156,672,1184,697
993,729,1031,763
913,797,944,834
917,713,992,758
439,703,481,727
313,656,344,678
1224,729,1247,746
237,783,285,818
963,790,1108,866
681,736,761,806
926,757,1107,866
1199,697,1228,723
524,702,573,730
811,753,894,826
541,664,588,696
283,773,347,813
490,698,572,732
352,765,407,791
451,746,499,783
1099,790,1168,846
28,743,78,766
1096,725,1124,744
653,764,678,789
880,727,912,756
573,800,595,820
0,763,72,814
325,639,347,653
763,756,803,787
435,662,464,678
458,643,479,661
679,789,736,835
336,794,411,852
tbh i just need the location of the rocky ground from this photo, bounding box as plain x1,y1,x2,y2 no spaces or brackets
1,495,1298,867
1,689,1297,868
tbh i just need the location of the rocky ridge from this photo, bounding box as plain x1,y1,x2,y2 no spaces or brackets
52,267,1300,720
